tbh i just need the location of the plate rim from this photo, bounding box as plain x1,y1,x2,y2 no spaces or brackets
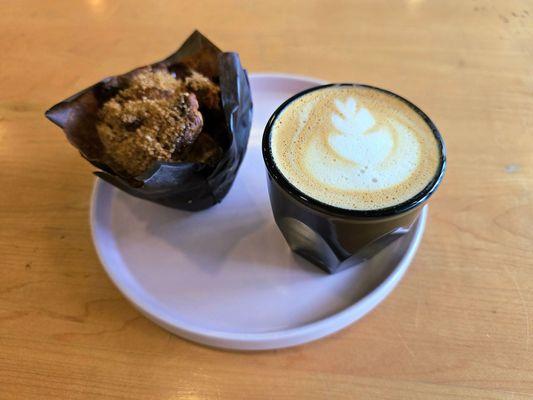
89,73,427,350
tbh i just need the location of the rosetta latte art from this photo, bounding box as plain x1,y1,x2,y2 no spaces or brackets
270,86,440,210
306,97,420,191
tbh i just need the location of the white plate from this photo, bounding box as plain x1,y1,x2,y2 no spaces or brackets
90,73,427,350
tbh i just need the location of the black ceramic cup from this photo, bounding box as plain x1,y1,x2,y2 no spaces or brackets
262,83,446,274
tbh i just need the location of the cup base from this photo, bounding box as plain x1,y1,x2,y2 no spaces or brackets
278,215,418,274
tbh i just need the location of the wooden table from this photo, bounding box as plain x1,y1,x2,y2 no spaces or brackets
2,1,532,398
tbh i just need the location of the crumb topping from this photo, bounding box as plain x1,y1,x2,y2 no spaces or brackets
96,67,214,177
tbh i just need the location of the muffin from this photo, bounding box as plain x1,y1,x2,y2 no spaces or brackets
45,31,252,210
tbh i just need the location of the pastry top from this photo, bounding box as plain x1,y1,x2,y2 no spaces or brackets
96,67,210,177
184,70,221,110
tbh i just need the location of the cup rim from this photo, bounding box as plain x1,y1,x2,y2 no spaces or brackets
261,83,447,218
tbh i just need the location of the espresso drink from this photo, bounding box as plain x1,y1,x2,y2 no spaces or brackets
270,85,441,210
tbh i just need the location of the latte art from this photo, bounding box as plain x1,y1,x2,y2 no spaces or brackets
270,86,440,210
308,96,420,191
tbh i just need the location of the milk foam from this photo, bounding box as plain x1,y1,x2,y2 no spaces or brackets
270,86,440,210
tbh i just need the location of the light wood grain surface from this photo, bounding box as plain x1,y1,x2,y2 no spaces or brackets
1,0,533,398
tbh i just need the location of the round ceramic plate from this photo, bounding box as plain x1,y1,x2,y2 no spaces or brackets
90,73,427,350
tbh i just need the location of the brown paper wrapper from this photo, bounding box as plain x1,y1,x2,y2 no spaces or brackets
45,31,253,211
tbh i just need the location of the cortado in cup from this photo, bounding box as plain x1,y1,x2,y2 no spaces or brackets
262,84,446,273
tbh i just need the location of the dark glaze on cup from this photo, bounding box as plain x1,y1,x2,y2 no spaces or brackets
262,84,446,274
